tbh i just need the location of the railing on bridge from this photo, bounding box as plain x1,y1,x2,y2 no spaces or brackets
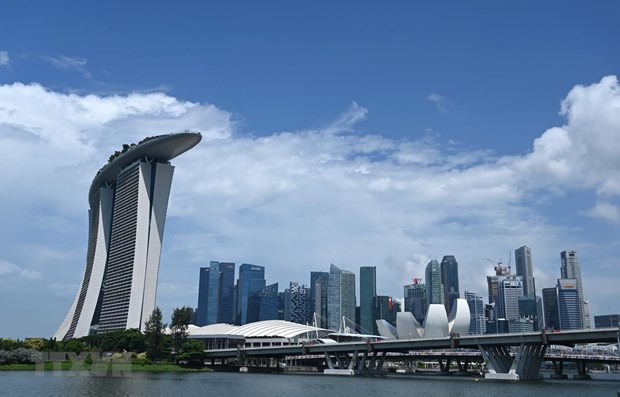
200,327,620,381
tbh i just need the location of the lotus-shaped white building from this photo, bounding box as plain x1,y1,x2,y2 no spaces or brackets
376,299,470,339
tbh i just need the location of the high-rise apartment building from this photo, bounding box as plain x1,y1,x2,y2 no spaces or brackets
54,132,201,340
425,260,444,306
359,266,377,334
515,246,536,297
236,263,266,325
284,282,310,324
327,264,356,331
441,255,460,313
560,250,589,328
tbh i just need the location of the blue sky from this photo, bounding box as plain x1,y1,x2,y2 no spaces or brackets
1,1,620,338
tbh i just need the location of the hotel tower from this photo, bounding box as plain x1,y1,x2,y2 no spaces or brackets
54,132,201,340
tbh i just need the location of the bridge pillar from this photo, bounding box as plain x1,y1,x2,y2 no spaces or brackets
550,361,568,379
573,361,591,380
479,343,545,381
437,358,453,375
323,350,386,376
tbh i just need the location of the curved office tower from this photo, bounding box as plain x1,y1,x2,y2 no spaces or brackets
54,132,201,340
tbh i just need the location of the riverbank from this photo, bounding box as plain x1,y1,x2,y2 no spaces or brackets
0,362,212,372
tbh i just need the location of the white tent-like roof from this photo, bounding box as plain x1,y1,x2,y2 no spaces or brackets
188,320,332,339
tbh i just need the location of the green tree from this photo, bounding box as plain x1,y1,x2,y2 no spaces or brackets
144,307,166,361
170,306,193,361
64,340,85,354
24,338,46,351
177,339,205,368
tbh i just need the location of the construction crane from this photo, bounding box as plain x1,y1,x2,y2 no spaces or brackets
484,257,509,276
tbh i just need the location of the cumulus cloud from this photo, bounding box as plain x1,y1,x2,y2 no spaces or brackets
0,51,9,66
514,75,620,214
1,76,620,336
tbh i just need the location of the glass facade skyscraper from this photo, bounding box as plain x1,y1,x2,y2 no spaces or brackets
515,246,535,297
542,287,560,330
496,275,523,321
560,250,589,328
54,133,201,340
310,271,329,326
327,264,356,331
359,266,377,334
465,290,486,335
313,273,329,328
557,278,583,330
404,280,427,325
196,267,211,326
425,260,444,306
248,282,279,323
441,255,460,313
236,263,266,325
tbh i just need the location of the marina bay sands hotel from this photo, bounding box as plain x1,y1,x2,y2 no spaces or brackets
54,132,201,340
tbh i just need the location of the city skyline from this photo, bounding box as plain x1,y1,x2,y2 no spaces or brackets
1,2,620,339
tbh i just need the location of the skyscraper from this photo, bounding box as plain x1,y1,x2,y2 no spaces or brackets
560,250,589,328
248,282,279,323
515,246,536,297
496,275,523,321
557,278,583,330
425,260,444,306
404,279,427,325
54,132,201,340
327,264,356,331
465,290,486,335
542,287,560,330
196,261,236,325
310,271,329,324
375,295,400,329
284,282,310,324
313,273,329,328
441,255,460,313
196,267,211,326
359,266,377,334
236,263,266,325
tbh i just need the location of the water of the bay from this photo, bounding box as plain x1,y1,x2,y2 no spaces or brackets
1,371,619,397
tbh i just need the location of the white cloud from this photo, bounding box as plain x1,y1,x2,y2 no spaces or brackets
427,92,446,112
1,76,620,336
44,55,92,78
0,51,9,67
585,202,620,224
0,259,43,280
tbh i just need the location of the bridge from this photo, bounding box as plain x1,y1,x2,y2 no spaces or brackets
201,327,620,380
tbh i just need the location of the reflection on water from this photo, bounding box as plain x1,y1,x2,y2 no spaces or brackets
0,371,619,397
